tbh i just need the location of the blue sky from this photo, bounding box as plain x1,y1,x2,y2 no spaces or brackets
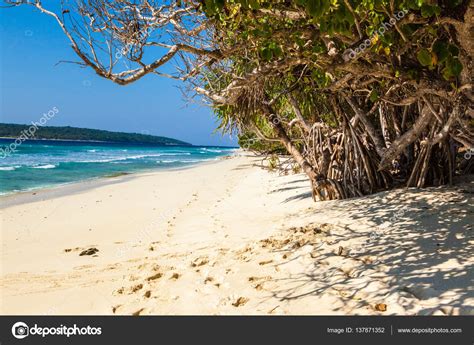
0,6,237,146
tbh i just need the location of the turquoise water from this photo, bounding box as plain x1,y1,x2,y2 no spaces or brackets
0,139,237,195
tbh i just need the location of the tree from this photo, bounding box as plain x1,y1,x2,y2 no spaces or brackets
5,0,473,200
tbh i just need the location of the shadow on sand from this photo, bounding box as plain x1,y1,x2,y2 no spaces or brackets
263,177,473,314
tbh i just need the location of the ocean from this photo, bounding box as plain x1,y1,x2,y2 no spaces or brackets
0,139,237,195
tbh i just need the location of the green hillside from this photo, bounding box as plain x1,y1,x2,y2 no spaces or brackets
0,123,191,146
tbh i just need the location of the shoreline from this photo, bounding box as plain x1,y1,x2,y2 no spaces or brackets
0,154,235,208
1,154,472,315
0,137,238,149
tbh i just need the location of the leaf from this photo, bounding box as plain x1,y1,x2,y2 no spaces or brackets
432,40,449,63
421,4,441,18
305,0,321,17
448,44,459,57
417,49,432,67
260,47,272,61
447,56,463,76
442,56,463,80
306,0,329,19
369,90,379,102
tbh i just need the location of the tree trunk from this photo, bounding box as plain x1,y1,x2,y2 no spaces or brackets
263,104,317,183
379,104,433,170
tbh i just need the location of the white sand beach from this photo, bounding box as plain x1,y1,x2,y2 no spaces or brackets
1,153,473,315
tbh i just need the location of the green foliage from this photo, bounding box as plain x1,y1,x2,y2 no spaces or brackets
201,0,465,85
417,40,463,79
420,3,441,18
200,0,467,153
417,49,433,67
238,133,286,153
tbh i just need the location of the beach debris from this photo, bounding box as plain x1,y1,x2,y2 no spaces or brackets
248,276,271,282
268,305,283,314
375,303,387,312
146,273,163,281
292,239,308,249
79,247,99,256
131,284,143,293
362,256,375,264
144,290,151,298
64,248,72,253
204,276,214,284
336,246,350,256
132,308,145,316
115,283,144,295
258,260,273,266
191,256,209,267
170,273,180,280
232,297,249,307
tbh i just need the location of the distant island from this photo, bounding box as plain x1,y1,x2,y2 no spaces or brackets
0,123,191,146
